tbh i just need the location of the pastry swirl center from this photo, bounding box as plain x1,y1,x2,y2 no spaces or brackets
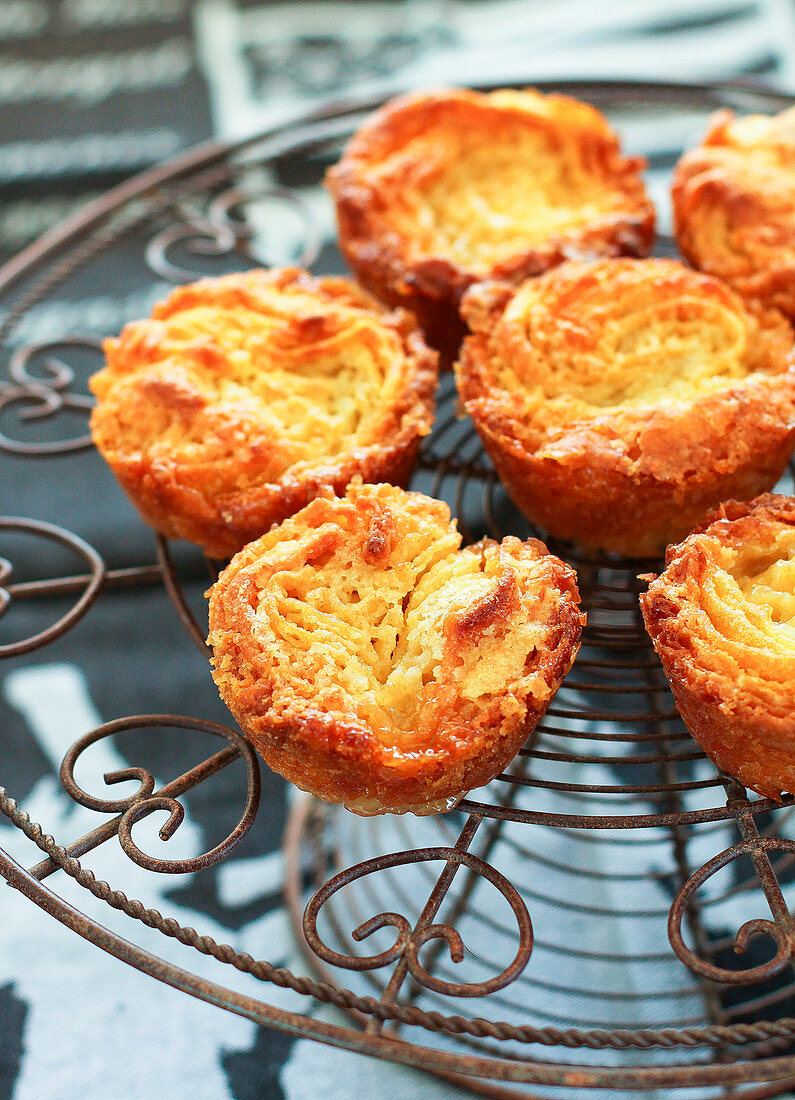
413,130,614,269
149,300,400,453
731,536,795,637
249,506,552,743
503,288,755,410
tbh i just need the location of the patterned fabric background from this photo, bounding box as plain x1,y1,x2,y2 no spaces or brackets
1,2,795,1098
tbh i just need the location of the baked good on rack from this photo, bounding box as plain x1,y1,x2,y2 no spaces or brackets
89,268,437,558
455,258,795,558
672,106,795,320
327,87,654,361
207,480,583,815
640,494,795,800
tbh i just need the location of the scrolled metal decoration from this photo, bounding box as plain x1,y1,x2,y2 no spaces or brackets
668,837,795,984
0,337,101,455
303,846,533,997
144,217,240,283
59,714,261,874
207,186,322,269
0,518,105,657
145,185,322,283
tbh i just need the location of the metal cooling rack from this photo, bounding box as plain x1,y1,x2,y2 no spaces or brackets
2,80,795,1098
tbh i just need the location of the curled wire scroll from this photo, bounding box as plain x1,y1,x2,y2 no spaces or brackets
0,518,105,657
0,337,101,455
303,846,533,997
669,837,795,985
146,186,321,283
59,715,261,874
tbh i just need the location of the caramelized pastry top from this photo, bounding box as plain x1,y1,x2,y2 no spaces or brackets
333,88,650,270
455,258,795,556
207,481,583,814
458,258,794,456
90,268,437,557
328,87,654,358
640,496,795,798
644,495,795,689
672,107,795,318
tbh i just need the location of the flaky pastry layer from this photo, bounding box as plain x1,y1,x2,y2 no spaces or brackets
456,258,795,557
207,481,583,814
641,494,795,800
328,87,654,361
672,107,795,320
90,268,438,557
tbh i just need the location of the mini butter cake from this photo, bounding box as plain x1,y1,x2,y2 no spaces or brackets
672,106,795,321
207,481,583,815
90,268,438,558
641,495,795,800
455,258,795,557
328,87,654,360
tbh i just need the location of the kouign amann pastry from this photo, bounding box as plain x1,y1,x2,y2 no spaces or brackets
640,495,795,800
90,268,437,558
207,481,583,815
456,258,795,557
328,87,654,360
672,107,795,320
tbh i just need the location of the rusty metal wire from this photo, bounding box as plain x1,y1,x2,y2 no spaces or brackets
6,775,795,1055
0,517,105,655
3,78,795,1096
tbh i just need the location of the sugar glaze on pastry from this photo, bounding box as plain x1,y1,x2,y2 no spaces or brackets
672,106,795,320
641,495,795,800
455,258,795,557
90,268,437,558
207,481,583,815
328,87,654,359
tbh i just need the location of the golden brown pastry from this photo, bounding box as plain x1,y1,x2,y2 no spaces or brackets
90,268,437,558
328,87,654,361
640,495,795,800
456,258,795,558
672,107,795,320
207,481,583,815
